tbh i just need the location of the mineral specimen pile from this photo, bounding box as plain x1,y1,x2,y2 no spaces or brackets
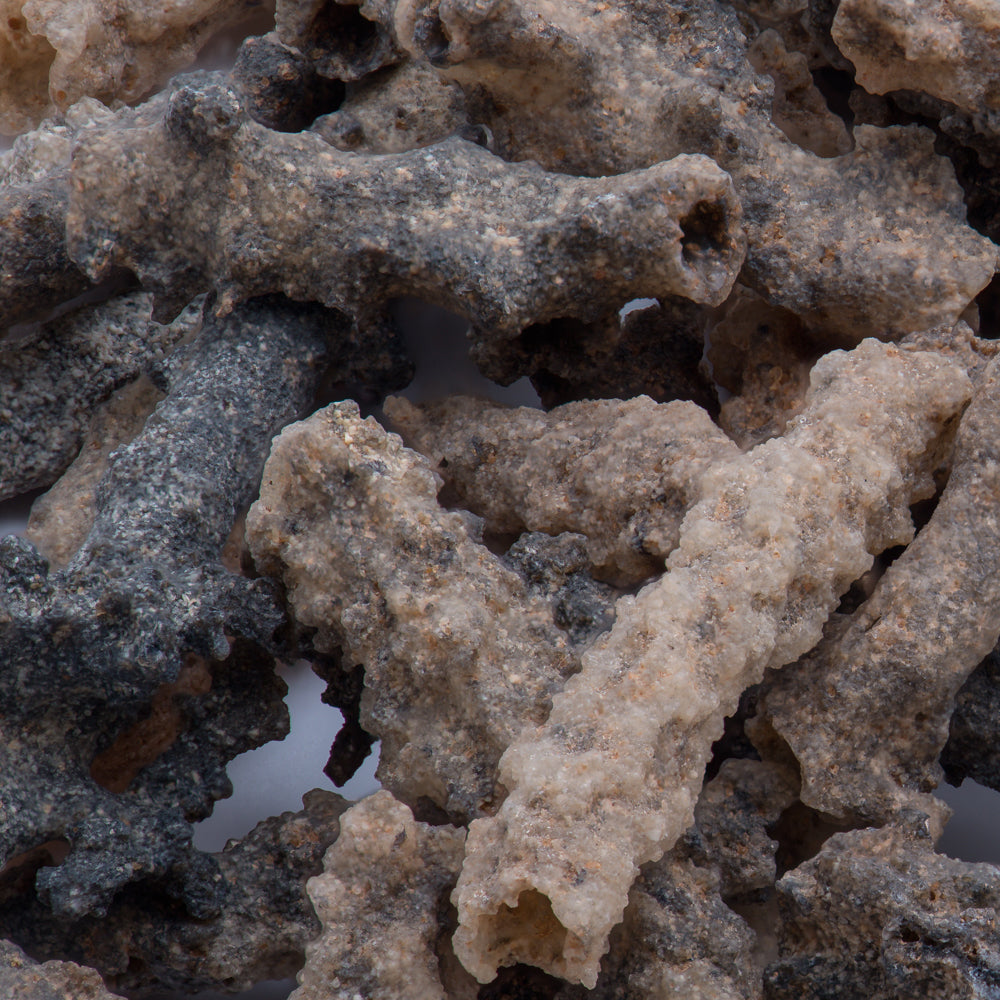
3,0,1000,997
453,341,971,987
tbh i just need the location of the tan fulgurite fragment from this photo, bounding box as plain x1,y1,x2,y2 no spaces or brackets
452,340,971,988
753,350,1000,827
392,0,998,338
291,791,467,1000
833,0,1000,121
247,401,578,821
0,939,125,999
0,0,269,134
386,394,739,586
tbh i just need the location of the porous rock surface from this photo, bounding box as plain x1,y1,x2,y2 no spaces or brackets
4,1,1000,998
247,401,579,822
453,341,970,987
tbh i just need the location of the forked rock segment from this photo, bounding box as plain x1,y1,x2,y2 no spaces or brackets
247,401,579,822
452,340,971,988
66,78,745,329
386,394,739,586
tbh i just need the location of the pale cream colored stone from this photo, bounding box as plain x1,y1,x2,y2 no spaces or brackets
833,0,1000,120
452,340,971,988
247,401,578,821
0,0,268,135
385,394,739,586
291,791,468,1000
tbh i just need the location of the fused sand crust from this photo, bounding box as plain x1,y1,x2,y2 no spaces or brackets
3,0,1000,996
452,341,970,987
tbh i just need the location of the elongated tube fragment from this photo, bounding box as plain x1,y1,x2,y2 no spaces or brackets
452,340,971,988
755,352,1000,825
247,401,578,821
386,394,739,585
66,79,745,328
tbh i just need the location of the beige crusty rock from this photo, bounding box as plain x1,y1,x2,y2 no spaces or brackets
707,286,823,449
746,28,851,157
0,0,270,135
385,394,740,586
0,939,125,999
833,0,1000,123
553,855,761,1000
247,401,578,821
392,0,998,339
312,58,470,153
291,791,467,1000
451,340,971,988
276,0,403,82
752,350,1000,827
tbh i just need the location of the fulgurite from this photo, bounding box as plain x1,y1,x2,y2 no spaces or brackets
452,340,970,987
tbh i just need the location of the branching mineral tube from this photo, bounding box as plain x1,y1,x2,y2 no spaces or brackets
754,352,1000,826
452,340,971,988
247,401,579,821
0,297,351,916
385,394,739,586
833,0,1000,122
66,77,746,328
393,0,998,338
292,791,467,1000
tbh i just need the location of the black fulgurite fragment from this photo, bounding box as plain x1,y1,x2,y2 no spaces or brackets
0,295,351,918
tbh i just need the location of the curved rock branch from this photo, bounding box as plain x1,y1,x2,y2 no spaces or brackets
392,0,998,339
0,296,349,917
66,78,746,332
247,401,579,822
452,340,971,988
754,351,1000,826
386,394,739,586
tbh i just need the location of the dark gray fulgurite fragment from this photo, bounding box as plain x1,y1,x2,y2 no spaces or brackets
0,296,363,917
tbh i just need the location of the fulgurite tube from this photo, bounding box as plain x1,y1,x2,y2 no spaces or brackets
452,339,972,988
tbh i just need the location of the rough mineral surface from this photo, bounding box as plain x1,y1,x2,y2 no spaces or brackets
1,791,348,997
385,394,739,585
0,938,124,1000
0,297,347,917
453,340,970,988
0,292,199,502
291,791,466,1000
0,0,271,134
66,75,745,340
4,1,1000,997
766,823,1000,998
753,352,1000,827
247,401,579,822
0,97,117,326
392,0,998,338
833,0,1000,123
